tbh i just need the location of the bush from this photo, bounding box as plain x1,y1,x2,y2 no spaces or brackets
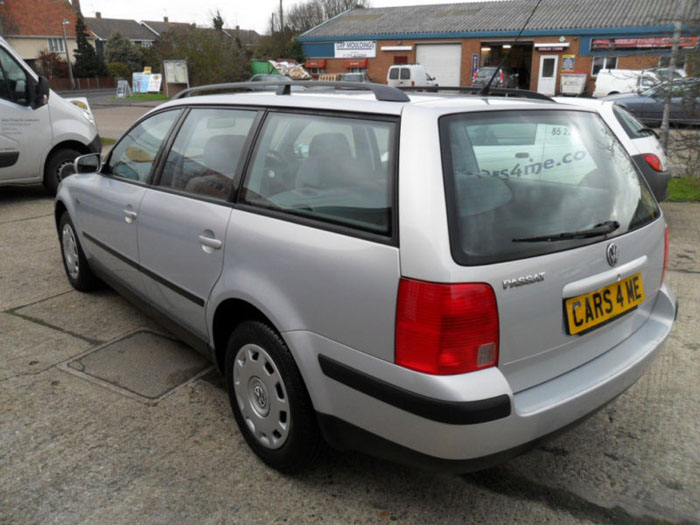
108,62,131,78
151,27,248,86
34,50,69,78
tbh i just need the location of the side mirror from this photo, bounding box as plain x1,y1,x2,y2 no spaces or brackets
31,75,50,109
74,152,101,174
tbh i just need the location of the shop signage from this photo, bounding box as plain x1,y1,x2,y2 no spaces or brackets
305,59,327,68
562,54,575,71
591,36,698,50
344,58,368,68
335,41,376,58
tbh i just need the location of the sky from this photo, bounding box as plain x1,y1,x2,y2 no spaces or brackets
80,0,480,34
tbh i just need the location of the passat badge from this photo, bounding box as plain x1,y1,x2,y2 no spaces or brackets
503,272,545,289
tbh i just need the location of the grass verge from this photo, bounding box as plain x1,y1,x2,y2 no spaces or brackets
101,137,116,146
667,177,700,202
113,93,169,101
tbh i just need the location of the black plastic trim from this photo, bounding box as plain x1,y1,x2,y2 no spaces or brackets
318,355,511,425
0,151,19,168
82,232,205,307
631,154,671,202
87,134,102,153
400,85,554,102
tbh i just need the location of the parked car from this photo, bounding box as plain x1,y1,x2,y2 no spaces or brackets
386,64,438,87
472,66,519,89
603,78,700,126
247,74,304,92
592,69,660,98
554,96,671,200
56,82,676,474
0,36,101,193
340,72,371,83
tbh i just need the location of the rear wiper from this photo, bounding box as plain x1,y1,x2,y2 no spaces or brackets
512,221,620,243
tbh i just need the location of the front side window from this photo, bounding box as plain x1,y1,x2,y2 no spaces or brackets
106,110,181,182
592,56,618,76
0,48,29,105
159,108,256,200
440,110,660,265
241,112,396,236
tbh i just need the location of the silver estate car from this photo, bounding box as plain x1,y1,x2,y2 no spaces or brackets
56,83,677,473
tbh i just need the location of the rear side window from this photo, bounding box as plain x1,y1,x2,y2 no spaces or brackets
440,110,660,265
241,112,396,236
400,68,410,80
613,104,655,139
159,108,256,200
389,68,399,80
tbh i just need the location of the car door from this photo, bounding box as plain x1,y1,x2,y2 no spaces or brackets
75,109,182,292
136,107,259,340
0,45,52,183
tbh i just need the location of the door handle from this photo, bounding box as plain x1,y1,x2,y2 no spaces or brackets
123,209,138,223
198,234,222,250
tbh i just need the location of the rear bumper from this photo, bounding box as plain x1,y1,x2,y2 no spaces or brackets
285,284,676,471
632,154,672,201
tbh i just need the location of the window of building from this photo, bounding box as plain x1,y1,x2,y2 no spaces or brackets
241,112,397,236
48,38,66,53
308,67,325,75
659,55,686,70
349,67,367,73
159,108,256,200
394,56,408,65
591,56,618,76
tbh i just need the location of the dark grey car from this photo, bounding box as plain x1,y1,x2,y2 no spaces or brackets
604,78,700,125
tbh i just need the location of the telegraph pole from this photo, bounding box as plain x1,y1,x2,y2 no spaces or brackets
660,0,689,151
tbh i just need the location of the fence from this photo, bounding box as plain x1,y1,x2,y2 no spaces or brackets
48,77,116,91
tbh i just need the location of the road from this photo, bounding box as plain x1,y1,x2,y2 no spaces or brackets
0,97,698,524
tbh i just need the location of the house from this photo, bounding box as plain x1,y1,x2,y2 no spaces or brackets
0,0,86,69
84,12,156,60
223,26,261,48
139,17,195,38
298,0,700,96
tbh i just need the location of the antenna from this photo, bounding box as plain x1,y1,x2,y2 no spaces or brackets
480,0,544,96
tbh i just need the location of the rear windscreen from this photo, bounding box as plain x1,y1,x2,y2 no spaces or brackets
439,110,660,265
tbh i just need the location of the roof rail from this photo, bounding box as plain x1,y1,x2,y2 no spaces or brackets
399,86,554,102
173,81,410,103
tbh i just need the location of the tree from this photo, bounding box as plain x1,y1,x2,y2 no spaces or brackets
104,31,144,72
34,50,69,78
151,26,248,85
73,15,107,77
212,9,225,32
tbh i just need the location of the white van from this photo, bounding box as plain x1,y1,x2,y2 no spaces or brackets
592,69,660,98
386,64,438,88
0,37,100,193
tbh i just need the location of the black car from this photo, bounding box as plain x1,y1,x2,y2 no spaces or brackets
471,66,519,89
604,78,700,126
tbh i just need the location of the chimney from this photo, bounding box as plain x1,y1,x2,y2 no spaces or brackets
163,16,169,23
95,11,101,19
72,0,81,14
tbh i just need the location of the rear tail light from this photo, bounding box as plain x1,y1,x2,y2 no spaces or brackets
499,71,504,86
395,278,499,375
411,81,415,87
661,224,669,285
643,153,663,172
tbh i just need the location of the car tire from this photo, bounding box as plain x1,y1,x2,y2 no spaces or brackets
59,212,100,292
225,320,324,473
44,148,80,194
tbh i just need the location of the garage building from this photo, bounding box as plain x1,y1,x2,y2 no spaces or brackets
298,0,699,96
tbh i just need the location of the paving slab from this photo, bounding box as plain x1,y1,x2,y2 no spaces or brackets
0,312,93,381
15,288,166,343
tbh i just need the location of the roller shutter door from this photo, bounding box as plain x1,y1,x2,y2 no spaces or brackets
416,44,462,86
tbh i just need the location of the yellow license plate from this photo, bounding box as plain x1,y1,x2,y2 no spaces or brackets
565,273,645,335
